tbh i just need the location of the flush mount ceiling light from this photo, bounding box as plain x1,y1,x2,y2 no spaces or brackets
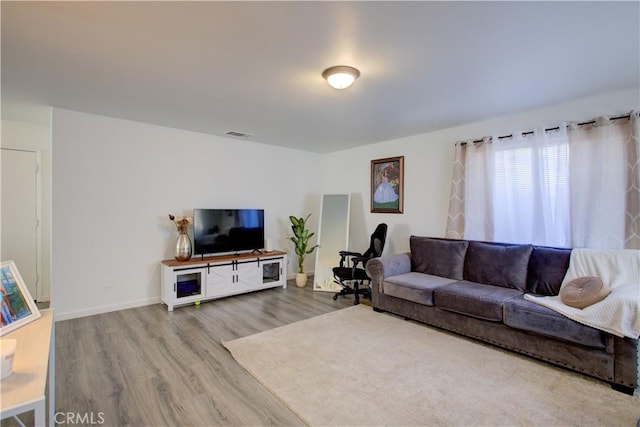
322,65,360,90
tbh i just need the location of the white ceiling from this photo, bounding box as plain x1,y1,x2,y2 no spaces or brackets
2,1,638,153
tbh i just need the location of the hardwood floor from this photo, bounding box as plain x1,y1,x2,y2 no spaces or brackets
52,281,354,427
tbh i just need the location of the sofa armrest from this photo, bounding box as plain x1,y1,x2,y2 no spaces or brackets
366,253,411,306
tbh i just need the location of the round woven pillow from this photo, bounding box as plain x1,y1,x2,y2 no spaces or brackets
560,276,610,309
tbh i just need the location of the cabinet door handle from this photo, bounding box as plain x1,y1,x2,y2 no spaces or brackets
174,283,176,292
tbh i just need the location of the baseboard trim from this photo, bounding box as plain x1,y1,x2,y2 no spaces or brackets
54,297,161,321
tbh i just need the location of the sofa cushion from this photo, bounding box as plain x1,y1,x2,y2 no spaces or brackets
434,281,523,322
410,236,468,280
504,295,607,349
463,241,533,291
560,276,610,309
383,272,457,306
526,246,572,295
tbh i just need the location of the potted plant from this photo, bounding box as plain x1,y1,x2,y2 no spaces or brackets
287,214,319,287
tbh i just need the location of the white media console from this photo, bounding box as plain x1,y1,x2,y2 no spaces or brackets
161,251,287,311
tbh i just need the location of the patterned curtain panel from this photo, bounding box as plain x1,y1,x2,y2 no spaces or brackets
445,143,466,239
568,112,640,249
445,111,639,249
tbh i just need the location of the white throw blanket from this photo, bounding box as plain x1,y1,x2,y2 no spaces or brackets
525,248,640,339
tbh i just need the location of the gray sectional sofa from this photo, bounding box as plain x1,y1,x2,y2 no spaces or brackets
365,236,639,394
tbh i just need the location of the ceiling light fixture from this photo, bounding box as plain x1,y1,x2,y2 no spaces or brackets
322,65,360,90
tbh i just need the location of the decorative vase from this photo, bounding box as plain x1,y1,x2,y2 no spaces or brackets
175,231,192,261
295,273,307,288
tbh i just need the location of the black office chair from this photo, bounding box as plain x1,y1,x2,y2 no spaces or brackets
332,223,388,305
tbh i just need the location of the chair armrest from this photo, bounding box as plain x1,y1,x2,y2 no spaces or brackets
338,251,364,268
338,251,363,257
365,253,411,305
350,255,369,269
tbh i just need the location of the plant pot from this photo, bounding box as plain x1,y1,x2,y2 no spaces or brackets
295,273,308,288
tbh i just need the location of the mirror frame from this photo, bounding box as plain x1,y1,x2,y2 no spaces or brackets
313,194,351,292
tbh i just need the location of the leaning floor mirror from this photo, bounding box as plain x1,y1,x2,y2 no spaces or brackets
314,194,351,292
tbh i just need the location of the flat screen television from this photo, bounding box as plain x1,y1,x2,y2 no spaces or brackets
193,209,264,256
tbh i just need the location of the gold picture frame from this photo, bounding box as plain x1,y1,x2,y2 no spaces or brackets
371,156,404,213
0,260,41,336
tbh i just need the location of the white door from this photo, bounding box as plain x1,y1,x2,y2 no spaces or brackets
1,148,40,300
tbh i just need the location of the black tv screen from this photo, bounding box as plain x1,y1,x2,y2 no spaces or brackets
193,209,264,255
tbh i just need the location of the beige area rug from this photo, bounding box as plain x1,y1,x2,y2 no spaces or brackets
223,305,640,426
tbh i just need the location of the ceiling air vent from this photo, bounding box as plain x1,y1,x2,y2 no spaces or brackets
225,131,252,138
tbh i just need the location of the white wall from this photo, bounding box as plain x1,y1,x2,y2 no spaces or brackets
51,88,638,319
1,117,52,301
321,88,640,256
52,109,321,319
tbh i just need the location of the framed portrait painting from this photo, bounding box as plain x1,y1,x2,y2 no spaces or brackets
0,260,41,336
371,156,404,213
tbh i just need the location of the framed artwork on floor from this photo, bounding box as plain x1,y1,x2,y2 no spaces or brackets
0,260,41,336
371,156,404,213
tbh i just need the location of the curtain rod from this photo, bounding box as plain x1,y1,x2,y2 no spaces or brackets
465,113,632,145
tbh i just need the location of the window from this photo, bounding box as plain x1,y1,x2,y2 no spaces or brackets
446,113,639,249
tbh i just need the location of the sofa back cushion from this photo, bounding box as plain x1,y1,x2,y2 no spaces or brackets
410,236,468,280
463,241,532,291
526,246,572,295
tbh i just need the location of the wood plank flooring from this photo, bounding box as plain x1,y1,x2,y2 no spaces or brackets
51,281,354,427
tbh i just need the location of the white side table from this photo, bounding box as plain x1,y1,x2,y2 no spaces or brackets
0,309,55,427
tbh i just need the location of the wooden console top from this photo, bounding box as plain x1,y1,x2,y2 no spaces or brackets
161,250,287,267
